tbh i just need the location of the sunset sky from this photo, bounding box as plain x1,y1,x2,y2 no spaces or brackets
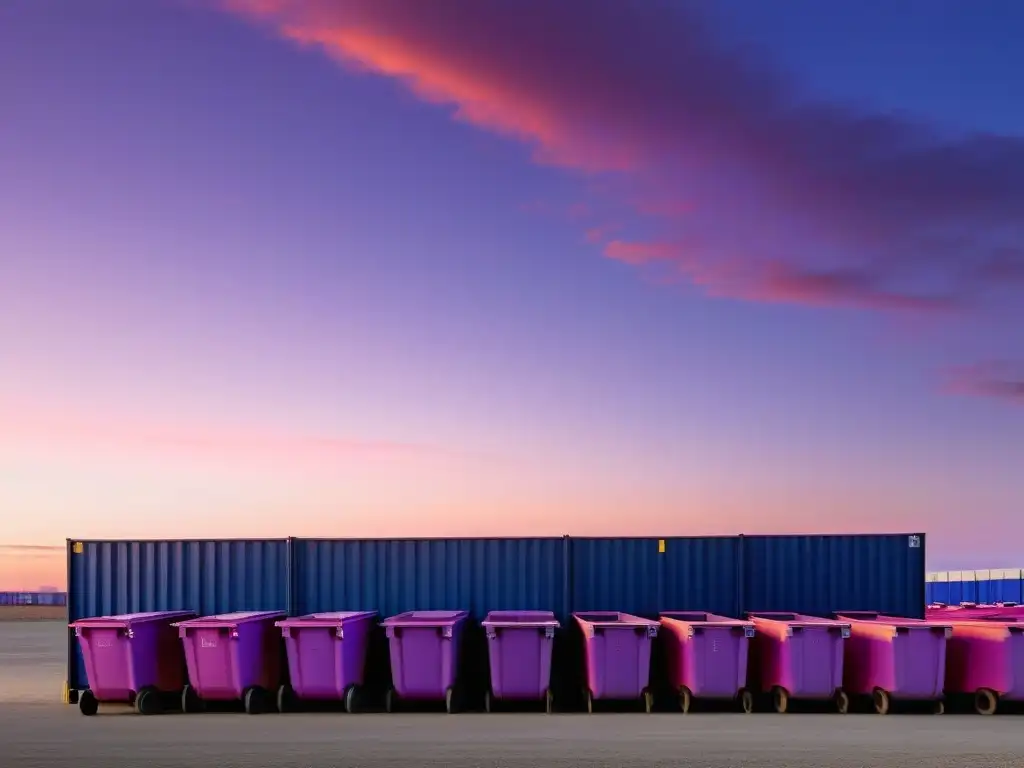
2,0,1023,590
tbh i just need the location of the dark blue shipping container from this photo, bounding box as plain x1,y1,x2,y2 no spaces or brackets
741,533,926,618
569,536,740,618
291,537,568,619
62,532,928,703
66,539,288,692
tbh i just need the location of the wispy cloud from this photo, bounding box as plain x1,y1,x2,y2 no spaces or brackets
223,0,1024,314
943,361,1024,406
0,403,439,466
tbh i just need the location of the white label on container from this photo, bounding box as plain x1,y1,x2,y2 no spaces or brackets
201,637,218,649
908,535,921,548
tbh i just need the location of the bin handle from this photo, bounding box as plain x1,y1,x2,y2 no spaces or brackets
439,625,453,639
486,626,497,640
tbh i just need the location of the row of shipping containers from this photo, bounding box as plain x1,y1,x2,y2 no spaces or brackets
926,569,1024,606
0,591,67,606
65,533,927,700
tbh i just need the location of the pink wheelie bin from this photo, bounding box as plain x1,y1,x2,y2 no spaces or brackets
275,611,378,713
380,610,469,713
660,611,755,713
70,610,195,716
482,610,560,713
944,615,1024,714
835,611,950,714
174,610,287,715
574,611,659,713
747,612,850,713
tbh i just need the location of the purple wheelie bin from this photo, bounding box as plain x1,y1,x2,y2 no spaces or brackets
835,611,951,714
274,611,377,713
173,610,286,715
481,610,560,713
660,611,756,713
944,615,1024,714
70,610,195,716
574,611,659,713
380,610,468,713
747,612,850,713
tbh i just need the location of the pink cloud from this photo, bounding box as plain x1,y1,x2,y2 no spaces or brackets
222,0,1024,313
943,361,1024,406
0,402,438,467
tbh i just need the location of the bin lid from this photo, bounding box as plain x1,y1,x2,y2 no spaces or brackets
276,610,378,628
380,610,468,627
573,611,658,627
748,612,849,629
660,611,753,628
70,610,195,629
482,610,559,628
835,612,952,629
172,610,286,629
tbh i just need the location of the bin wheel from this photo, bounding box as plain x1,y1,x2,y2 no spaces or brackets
872,688,890,715
544,688,554,715
385,688,396,713
643,688,653,714
78,689,98,717
445,686,458,714
343,685,359,714
181,684,200,714
484,690,492,713
679,686,692,714
584,687,594,714
835,690,850,714
772,686,789,714
276,685,294,714
244,686,267,715
739,689,754,714
135,686,162,716
933,700,945,715
974,688,998,715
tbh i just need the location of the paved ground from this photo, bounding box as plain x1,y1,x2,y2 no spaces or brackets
2,623,1022,767
3,704,1023,768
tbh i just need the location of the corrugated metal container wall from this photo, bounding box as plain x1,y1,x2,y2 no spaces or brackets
291,537,567,618
569,537,741,618
741,533,926,618
67,539,288,691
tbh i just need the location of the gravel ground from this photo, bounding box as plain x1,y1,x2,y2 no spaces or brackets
3,704,1023,768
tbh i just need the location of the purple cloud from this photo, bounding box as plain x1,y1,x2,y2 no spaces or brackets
943,361,1024,405
224,0,1024,313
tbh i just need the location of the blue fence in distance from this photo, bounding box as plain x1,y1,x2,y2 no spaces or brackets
926,568,1023,605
